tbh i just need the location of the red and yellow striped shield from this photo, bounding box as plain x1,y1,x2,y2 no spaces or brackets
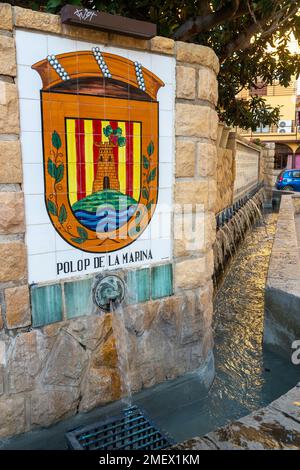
32,50,164,253
66,119,141,205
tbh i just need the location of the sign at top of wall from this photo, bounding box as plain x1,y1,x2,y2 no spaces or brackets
60,5,157,39
32,49,164,254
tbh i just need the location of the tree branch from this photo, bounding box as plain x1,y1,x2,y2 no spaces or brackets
173,0,241,41
220,3,299,61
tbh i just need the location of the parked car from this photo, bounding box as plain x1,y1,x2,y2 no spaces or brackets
275,169,300,191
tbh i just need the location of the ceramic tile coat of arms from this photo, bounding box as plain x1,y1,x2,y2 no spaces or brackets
16,31,174,283
33,49,163,253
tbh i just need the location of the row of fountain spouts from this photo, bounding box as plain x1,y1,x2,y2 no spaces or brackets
216,181,264,229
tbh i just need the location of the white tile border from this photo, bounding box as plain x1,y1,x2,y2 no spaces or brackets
16,30,175,284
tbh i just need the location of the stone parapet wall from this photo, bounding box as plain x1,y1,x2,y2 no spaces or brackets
0,4,219,438
214,124,234,214
214,126,262,214
264,194,300,357
175,383,300,449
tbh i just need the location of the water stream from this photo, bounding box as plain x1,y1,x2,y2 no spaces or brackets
110,301,132,407
2,210,299,449
134,211,299,442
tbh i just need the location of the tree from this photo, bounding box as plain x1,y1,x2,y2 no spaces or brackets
9,0,300,130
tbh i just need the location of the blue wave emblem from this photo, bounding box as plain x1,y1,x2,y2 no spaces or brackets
72,190,138,232
74,206,137,232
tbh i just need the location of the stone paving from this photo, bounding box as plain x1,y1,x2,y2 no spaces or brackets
174,383,300,450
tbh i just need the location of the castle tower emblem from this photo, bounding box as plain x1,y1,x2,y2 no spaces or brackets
93,142,120,193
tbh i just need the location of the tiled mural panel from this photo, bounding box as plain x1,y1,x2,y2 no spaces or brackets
16,30,175,283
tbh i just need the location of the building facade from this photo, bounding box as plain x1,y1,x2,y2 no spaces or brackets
239,37,300,175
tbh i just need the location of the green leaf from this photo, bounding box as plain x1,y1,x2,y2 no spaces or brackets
46,0,62,11
47,199,57,216
117,136,126,147
52,130,61,150
47,158,56,179
147,141,154,156
146,200,154,210
55,164,64,183
77,226,88,241
142,155,149,169
147,167,157,183
71,237,86,244
113,127,122,136
58,204,67,224
142,187,149,199
103,125,113,137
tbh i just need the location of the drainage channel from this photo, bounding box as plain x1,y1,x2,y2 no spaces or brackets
1,210,299,450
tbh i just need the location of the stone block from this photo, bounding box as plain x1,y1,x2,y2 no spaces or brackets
5,285,30,329
208,178,218,211
150,36,174,55
0,140,22,183
174,437,218,450
176,42,219,74
65,314,113,350
92,334,118,368
31,283,63,327
0,4,13,31
175,254,212,290
79,366,120,412
0,35,16,76
271,386,300,422
176,66,196,99
8,330,46,393
30,389,80,428
197,142,217,177
14,7,61,33
175,140,196,177
198,66,218,105
176,103,218,140
0,81,19,134
206,405,300,449
0,396,25,438
174,211,215,257
0,241,26,282
0,192,24,234
174,180,209,206
43,332,89,387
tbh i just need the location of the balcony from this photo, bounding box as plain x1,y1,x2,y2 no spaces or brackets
240,120,298,137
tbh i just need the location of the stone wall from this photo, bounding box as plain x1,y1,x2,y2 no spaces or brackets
264,194,300,358
175,383,300,449
214,124,234,214
0,4,219,438
263,143,277,202
215,126,262,214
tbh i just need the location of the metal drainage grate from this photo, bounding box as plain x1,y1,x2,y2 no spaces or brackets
65,405,174,450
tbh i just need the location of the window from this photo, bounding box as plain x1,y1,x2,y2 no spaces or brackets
274,144,293,170
292,171,300,178
274,152,288,169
